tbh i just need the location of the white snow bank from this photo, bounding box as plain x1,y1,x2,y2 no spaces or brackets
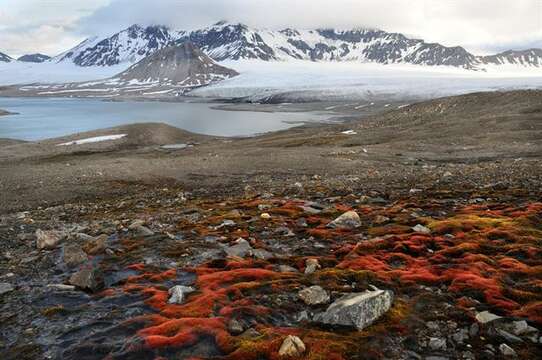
0,61,129,86
57,134,127,146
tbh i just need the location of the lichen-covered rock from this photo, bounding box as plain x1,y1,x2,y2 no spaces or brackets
278,335,306,357
327,211,361,229
225,238,252,258
168,285,195,304
315,287,393,330
36,229,64,250
304,258,321,275
83,234,108,255
298,285,330,306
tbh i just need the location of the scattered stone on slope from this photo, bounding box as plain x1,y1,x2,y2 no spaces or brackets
82,234,108,255
224,238,252,258
315,287,393,330
499,344,517,357
36,229,64,250
278,335,306,357
412,224,431,234
0,282,14,296
298,285,330,306
327,211,361,229
63,244,88,268
304,258,321,275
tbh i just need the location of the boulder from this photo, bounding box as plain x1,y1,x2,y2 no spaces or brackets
225,238,252,258
298,286,330,306
278,335,306,357
315,287,393,330
168,285,195,304
412,224,431,234
36,229,64,250
328,211,361,229
475,311,502,324
69,266,104,292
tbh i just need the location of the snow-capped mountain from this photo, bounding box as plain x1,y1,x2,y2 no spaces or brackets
53,22,542,71
53,25,183,66
0,52,13,63
17,53,51,63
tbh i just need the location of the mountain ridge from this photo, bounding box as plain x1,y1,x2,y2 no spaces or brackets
44,22,542,70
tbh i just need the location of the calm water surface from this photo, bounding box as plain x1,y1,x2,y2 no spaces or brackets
0,97,331,141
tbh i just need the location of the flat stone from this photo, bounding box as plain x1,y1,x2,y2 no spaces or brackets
63,244,88,267
315,287,393,330
476,311,502,324
278,335,306,357
251,248,273,260
132,225,154,237
499,343,517,357
168,285,195,304
328,211,361,229
0,282,14,296
36,229,64,250
47,284,76,291
278,265,299,273
298,285,330,306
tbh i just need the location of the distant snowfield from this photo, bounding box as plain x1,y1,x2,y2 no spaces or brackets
192,60,542,101
0,61,127,85
57,134,127,146
1,60,542,102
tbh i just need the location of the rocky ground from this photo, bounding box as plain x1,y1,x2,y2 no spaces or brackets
0,90,541,359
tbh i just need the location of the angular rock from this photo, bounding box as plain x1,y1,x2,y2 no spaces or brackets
304,258,321,275
133,225,154,237
83,234,108,255
227,319,244,335
168,285,195,304
476,311,502,324
315,287,393,330
225,238,252,258
69,266,104,292
278,335,306,357
278,265,299,273
63,244,89,267
0,282,14,296
298,285,330,306
328,211,361,229
251,248,274,260
428,337,447,351
36,229,64,250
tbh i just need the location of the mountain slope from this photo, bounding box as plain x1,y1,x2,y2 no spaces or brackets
18,54,51,63
53,22,542,70
0,52,13,63
116,42,238,86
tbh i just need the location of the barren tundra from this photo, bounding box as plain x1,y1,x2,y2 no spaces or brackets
0,90,541,359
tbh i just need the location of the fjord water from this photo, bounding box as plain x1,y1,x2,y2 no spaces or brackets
0,97,330,141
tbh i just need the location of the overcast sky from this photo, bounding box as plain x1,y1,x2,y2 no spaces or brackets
1,0,541,57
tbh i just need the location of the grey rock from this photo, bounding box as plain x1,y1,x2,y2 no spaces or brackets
168,285,195,304
327,211,361,229
315,287,393,330
133,225,154,237
47,284,76,291
498,343,517,357
36,229,64,250
508,320,538,336
278,335,306,357
452,328,469,344
412,224,431,234
428,337,447,351
496,329,523,343
0,282,14,296
225,238,252,257
63,244,89,267
304,258,321,275
469,323,479,337
298,286,330,306
251,248,274,260
69,266,103,292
